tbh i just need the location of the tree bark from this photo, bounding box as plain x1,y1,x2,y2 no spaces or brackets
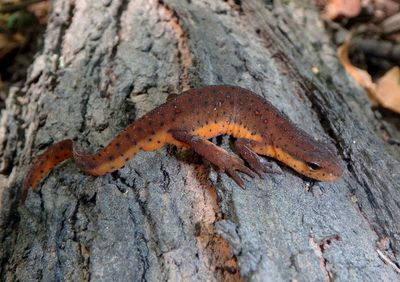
1,0,399,281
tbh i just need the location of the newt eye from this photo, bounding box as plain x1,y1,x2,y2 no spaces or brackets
306,162,321,171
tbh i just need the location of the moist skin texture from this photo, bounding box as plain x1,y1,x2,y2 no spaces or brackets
22,85,343,203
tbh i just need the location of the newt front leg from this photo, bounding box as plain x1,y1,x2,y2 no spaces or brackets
234,138,279,178
170,130,255,188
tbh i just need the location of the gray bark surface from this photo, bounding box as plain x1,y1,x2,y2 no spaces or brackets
1,0,399,281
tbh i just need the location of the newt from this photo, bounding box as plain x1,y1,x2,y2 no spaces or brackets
22,85,343,203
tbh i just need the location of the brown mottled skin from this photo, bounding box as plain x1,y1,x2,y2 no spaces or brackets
22,85,343,203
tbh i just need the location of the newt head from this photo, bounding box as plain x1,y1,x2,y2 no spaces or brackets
273,136,344,182
297,146,344,181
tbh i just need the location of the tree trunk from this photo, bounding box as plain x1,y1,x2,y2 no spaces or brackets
1,0,399,281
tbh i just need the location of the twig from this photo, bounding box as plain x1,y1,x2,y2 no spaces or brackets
376,249,400,274
350,38,400,63
382,13,400,34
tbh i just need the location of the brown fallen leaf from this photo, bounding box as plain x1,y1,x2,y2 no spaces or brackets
376,67,400,113
338,38,400,113
337,39,378,105
323,0,362,20
27,1,49,25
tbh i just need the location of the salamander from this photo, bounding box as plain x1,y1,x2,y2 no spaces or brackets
22,85,343,203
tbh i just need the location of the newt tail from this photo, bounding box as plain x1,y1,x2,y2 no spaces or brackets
22,140,73,202
22,85,343,203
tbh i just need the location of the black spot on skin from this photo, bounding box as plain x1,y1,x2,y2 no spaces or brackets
92,157,96,161
160,122,165,126
125,157,129,162
149,121,152,125
148,138,152,142
157,140,161,144
40,170,44,173
55,156,60,160
116,143,121,148
108,156,113,161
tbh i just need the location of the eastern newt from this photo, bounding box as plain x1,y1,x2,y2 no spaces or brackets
22,85,343,202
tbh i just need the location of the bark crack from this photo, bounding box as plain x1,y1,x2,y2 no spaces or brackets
309,234,341,282
51,0,76,74
156,0,193,91
128,206,150,281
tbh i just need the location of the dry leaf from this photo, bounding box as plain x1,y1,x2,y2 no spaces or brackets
337,40,378,105
376,67,400,113
323,0,362,20
338,39,400,113
27,1,49,25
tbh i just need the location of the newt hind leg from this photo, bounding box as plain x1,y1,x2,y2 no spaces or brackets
234,138,280,178
170,130,255,188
